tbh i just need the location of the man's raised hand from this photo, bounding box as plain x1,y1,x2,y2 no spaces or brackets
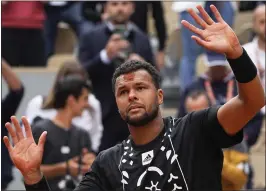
182,4,243,59
3,116,47,184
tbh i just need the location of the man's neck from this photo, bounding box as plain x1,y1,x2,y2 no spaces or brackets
128,113,164,146
53,109,74,129
258,37,265,51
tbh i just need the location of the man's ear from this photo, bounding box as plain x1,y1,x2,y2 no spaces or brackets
157,89,164,105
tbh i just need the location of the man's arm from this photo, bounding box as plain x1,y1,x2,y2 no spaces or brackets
2,59,24,124
218,49,265,135
25,153,105,191
40,163,66,179
181,5,265,136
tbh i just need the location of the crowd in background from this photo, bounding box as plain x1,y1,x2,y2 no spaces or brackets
1,1,265,191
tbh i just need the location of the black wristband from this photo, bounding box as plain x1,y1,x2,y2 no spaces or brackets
24,176,51,191
227,48,257,83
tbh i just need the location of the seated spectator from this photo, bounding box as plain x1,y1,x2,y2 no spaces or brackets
1,59,24,190
2,1,46,67
44,1,94,60
32,75,95,191
172,1,237,90
184,89,250,191
184,89,210,113
78,1,155,152
25,61,103,153
177,57,236,118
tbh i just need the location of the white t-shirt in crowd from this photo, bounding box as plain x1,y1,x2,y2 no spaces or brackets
243,37,265,114
171,1,238,13
25,94,103,152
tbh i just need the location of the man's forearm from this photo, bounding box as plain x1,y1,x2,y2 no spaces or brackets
2,58,23,90
228,48,265,112
40,162,67,179
218,48,265,135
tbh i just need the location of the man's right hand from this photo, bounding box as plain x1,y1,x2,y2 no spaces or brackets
3,116,47,185
105,34,129,60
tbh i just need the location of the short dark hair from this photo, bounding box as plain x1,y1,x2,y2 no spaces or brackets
43,61,92,109
186,89,211,106
112,60,161,92
53,75,90,109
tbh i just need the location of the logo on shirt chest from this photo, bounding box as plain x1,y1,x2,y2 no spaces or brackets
141,150,154,166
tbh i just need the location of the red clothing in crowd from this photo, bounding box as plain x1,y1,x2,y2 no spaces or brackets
2,1,45,29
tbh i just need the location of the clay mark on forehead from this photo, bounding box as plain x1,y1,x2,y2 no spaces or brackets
123,72,135,81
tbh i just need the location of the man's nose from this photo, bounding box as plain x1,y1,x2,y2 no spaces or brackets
128,90,137,101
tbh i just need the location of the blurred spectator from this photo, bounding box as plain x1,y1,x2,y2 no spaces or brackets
177,58,236,118
44,1,94,60
243,4,265,116
32,75,95,191
82,1,105,24
172,1,237,91
78,1,155,151
24,61,103,153
130,1,167,70
184,89,210,112
2,1,46,67
1,59,24,190
184,89,250,191
239,1,265,12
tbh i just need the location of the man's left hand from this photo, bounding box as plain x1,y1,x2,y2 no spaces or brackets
181,4,243,59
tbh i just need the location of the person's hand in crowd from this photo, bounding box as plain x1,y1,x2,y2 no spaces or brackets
105,34,130,60
127,53,145,62
101,12,109,21
67,156,90,177
3,116,46,185
181,4,243,59
81,148,96,168
156,51,165,70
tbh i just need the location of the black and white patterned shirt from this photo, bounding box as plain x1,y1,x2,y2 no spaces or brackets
25,107,243,191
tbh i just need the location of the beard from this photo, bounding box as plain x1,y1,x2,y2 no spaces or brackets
125,104,159,127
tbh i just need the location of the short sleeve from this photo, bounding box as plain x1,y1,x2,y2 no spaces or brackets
190,106,243,148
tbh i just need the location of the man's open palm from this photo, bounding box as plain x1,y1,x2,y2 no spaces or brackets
182,5,242,59
3,116,47,177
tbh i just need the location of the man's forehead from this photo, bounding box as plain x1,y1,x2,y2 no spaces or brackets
117,70,151,82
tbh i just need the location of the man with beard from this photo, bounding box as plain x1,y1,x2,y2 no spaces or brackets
3,4,265,191
78,1,155,152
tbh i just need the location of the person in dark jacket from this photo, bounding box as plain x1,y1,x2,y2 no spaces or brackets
1,59,24,190
78,1,155,152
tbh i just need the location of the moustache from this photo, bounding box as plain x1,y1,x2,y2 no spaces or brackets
127,103,145,113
